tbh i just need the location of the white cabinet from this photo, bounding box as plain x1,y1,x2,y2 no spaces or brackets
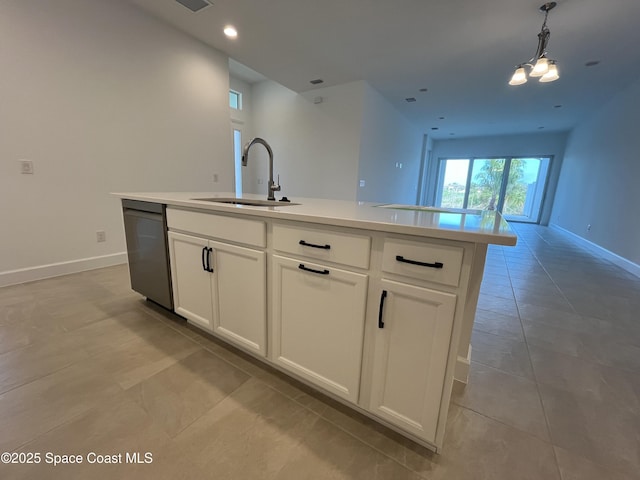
162,206,475,450
168,231,214,330
381,238,463,287
369,279,457,444
273,223,371,269
168,231,266,355
271,255,368,403
167,208,266,248
210,239,266,354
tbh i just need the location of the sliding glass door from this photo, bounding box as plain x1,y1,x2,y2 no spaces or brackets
502,158,550,222
435,157,551,223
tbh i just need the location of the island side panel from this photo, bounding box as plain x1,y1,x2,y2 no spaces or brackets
454,242,487,384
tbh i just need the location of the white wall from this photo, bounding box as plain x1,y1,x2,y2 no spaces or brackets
0,0,233,282
357,84,424,204
248,80,366,201
428,132,569,224
247,79,424,204
551,75,640,266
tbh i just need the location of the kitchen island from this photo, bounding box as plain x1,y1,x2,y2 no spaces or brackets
115,192,516,452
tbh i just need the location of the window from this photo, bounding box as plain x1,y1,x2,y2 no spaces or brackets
229,90,242,110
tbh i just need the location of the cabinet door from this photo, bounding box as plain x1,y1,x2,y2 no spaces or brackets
369,279,457,443
168,231,213,331
271,255,368,403
210,241,266,356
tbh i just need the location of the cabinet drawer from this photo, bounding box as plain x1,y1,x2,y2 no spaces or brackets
273,223,371,269
382,238,463,287
167,208,266,248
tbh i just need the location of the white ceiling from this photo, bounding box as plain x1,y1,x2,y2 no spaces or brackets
128,0,640,139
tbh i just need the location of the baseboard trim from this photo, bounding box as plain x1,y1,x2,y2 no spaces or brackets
550,224,640,279
0,253,128,287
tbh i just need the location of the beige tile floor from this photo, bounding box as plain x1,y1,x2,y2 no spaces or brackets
0,224,638,479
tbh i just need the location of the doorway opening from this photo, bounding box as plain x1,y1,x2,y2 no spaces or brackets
233,128,242,195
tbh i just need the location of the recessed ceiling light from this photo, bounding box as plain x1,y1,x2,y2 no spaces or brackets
554,104,562,108
419,88,428,92
310,79,324,85
405,97,417,103
438,116,445,120
585,60,600,67
449,133,455,136
223,25,238,38
538,126,545,129
431,127,439,130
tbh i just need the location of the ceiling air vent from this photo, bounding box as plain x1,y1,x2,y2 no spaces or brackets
175,0,212,13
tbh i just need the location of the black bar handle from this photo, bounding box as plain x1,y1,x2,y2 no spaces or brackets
396,255,443,269
299,240,331,250
201,246,208,272
378,290,387,328
207,247,214,273
298,264,330,275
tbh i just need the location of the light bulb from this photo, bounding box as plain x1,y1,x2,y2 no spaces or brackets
223,25,238,38
540,62,559,82
530,57,549,77
509,67,527,86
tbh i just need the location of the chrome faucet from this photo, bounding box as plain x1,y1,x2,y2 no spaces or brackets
241,137,281,201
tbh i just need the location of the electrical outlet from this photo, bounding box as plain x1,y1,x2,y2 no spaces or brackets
587,224,592,231
257,178,263,185
20,160,34,174
213,173,219,183
96,230,106,243
359,180,366,187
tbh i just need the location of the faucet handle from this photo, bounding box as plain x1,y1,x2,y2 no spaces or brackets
271,174,282,192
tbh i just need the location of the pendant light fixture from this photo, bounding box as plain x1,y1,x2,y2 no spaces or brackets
509,2,560,85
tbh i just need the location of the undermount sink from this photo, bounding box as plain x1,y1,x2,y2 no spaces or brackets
374,204,482,214
193,197,300,207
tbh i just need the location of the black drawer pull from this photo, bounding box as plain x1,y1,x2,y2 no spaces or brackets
202,246,214,272
201,246,208,272
298,264,330,275
206,247,214,273
299,240,331,250
396,255,443,269
378,290,387,329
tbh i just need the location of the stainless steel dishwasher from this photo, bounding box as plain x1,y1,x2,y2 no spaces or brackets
122,199,174,310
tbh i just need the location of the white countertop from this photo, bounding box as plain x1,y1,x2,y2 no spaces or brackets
115,192,517,246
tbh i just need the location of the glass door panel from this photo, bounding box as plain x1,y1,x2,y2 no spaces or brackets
436,159,469,208
467,159,505,211
233,129,242,195
502,157,550,223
